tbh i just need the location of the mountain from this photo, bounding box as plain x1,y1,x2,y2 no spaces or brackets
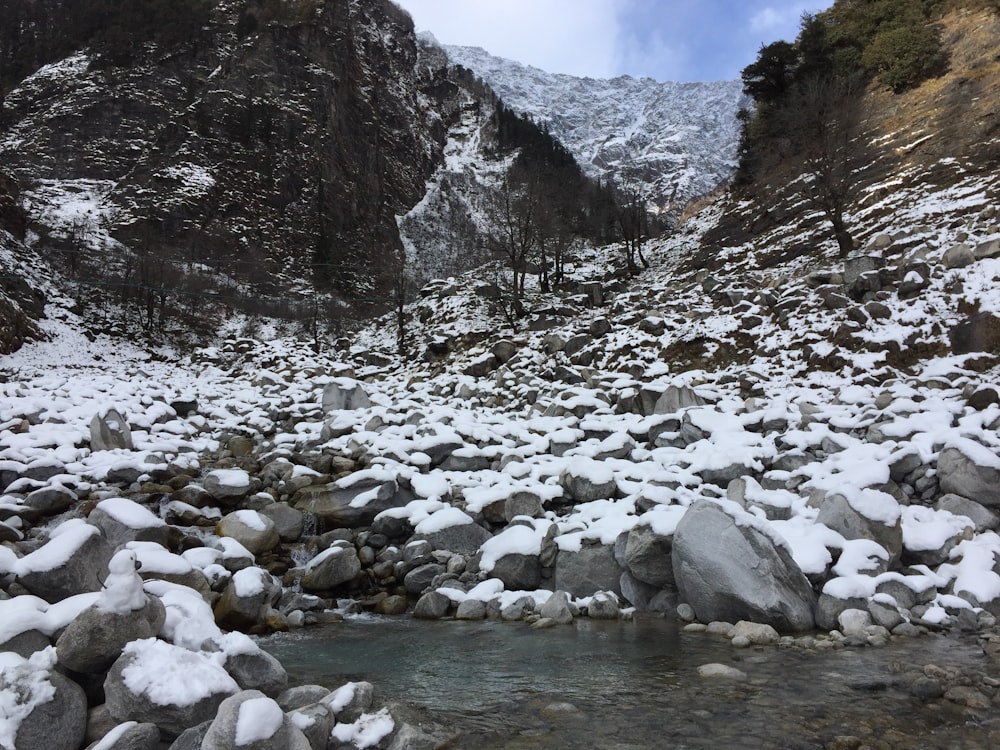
441,43,747,219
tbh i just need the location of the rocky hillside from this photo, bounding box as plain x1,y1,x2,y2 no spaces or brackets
442,42,747,219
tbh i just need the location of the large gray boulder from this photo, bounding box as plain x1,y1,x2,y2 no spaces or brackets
292,476,414,528
321,378,372,413
815,491,903,567
937,442,1000,507
0,652,87,750
105,639,240,737
221,642,289,697
672,499,815,632
201,691,311,750
624,523,674,587
90,408,134,451
213,568,281,630
553,541,623,597
88,497,170,549
15,520,113,602
203,469,254,505
490,552,542,591
412,512,491,555
216,510,280,556
538,590,575,624
559,460,618,503
56,596,166,673
300,543,362,592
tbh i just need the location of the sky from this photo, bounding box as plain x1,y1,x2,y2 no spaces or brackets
393,0,835,83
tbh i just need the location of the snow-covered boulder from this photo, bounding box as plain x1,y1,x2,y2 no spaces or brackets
88,497,170,549
104,639,239,737
559,460,618,503
216,510,280,556
90,408,134,451
672,499,816,632
23,485,77,516
213,567,281,630
321,378,372,413
937,441,1000,507
815,491,903,567
15,519,113,602
203,469,254,505
201,691,311,750
300,543,362,592
56,550,166,673
216,633,288,698
292,474,413,528
0,649,87,750
411,508,491,555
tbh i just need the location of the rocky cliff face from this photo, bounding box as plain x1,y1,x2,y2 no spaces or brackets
440,43,747,220
0,0,487,320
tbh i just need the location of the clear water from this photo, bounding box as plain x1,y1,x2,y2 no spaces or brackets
262,615,1000,749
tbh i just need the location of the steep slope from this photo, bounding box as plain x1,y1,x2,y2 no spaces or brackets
441,43,747,219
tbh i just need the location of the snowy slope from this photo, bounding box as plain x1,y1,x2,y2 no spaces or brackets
441,42,747,218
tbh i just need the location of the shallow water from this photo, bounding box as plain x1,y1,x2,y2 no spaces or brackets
262,615,1000,749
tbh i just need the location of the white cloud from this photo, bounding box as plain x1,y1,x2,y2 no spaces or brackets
393,0,627,78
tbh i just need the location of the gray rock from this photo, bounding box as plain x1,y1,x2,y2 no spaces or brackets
223,648,288,697
731,621,780,645
1,656,87,750
559,462,618,503
504,491,545,521
554,541,623,597
201,691,311,750
845,255,884,284
974,238,1000,260
403,563,446,595
815,492,902,566
293,478,414,528
214,568,281,630
56,596,166,673
672,499,815,632
938,443,1000,507
868,599,905,631
300,543,362,591
455,598,487,620
652,385,704,414
277,685,334,712
386,723,443,750
91,408,134,451
16,521,113,602
949,313,1000,356
816,593,868,631
167,721,211,750
203,469,253,504
85,722,160,750
941,243,975,269
88,498,170,550
624,523,674,586
500,595,535,621
489,552,541,590
587,591,620,619
216,510,280,556
23,485,77,516
413,519,491,555
322,379,372,413
325,680,374,723
935,493,999,532
413,591,451,619
287,702,333,750
258,502,306,542
105,640,239,737
0,629,50,657
538,590,575,624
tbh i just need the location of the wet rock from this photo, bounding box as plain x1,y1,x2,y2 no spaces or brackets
455,598,487,620
538,590,575,624
731,621,779,646
672,499,815,632
413,591,451,619
697,663,747,681
624,523,674,587
587,591,620,619
258,502,305,542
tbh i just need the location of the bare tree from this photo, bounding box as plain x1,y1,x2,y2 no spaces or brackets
778,73,875,259
485,172,538,315
613,171,650,274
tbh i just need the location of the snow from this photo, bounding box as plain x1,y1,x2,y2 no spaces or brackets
232,567,269,598
97,549,148,614
413,507,474,534
12,520,100,575
235,697,285,745
479,522,549,572
233,509,268,532
0,648,58,750
143,580,222,648
119,638,237,707
91,721,138,750
330,708,395,749
95,497,165,529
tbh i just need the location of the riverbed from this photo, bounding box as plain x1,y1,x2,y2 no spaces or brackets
262,615,1000,749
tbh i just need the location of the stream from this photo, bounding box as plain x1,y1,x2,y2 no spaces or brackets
262,615,1000,749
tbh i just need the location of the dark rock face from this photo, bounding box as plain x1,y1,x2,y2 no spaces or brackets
0,0,451,306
